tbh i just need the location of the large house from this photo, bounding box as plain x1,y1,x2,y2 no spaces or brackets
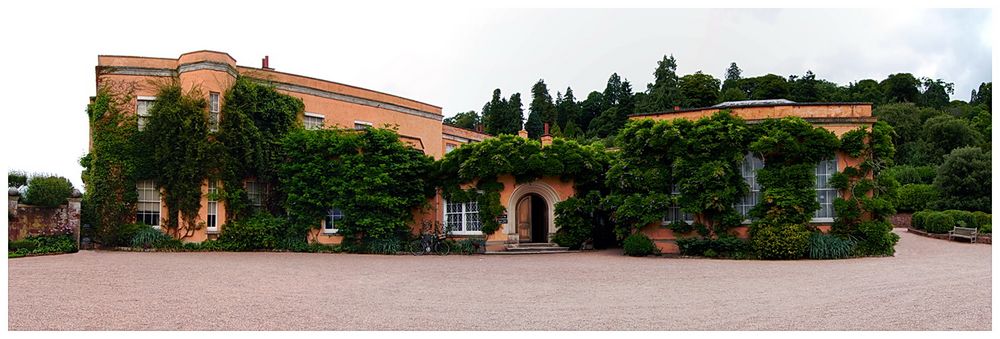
92,50,874,253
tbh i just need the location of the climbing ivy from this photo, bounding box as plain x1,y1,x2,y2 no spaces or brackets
139,82,212,236
435,135,609,240
280,127,436,243
747,117,840,259
80,81,141,244
216,76,303,220
830,121,900,256
605,111,752,239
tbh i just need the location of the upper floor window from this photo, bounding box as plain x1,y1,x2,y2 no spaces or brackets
444,199,481,235
208,92,220,132
734,153,764,222
813,156,839,221
304,113,324,130
445,143,457,153
136,180,161,227
663,183,694,224
354,121,373,130
136,96,156,131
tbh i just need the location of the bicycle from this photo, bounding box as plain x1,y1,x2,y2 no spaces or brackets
409,221,451,256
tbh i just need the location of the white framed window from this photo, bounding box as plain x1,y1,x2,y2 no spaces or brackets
245,181,267,207
208,92,220,132
734,153,764,223
663,183,694,224
136,96,156,131
323,208,344,234
136,180,161,228
304,112,324,130
206,181,219,232
813,156,839,222
445,143,457,153
443,199,482,235
354,121,373,130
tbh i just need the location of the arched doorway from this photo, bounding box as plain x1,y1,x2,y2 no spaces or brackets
505,181,561,244
515,193,548,243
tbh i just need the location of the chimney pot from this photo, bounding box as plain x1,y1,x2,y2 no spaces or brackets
543,123,550,136
673,105,681,111
262,55,270,70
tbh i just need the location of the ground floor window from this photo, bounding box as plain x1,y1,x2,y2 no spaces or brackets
734,153,764,222
324,208,343,234
207,181,219,232
813,156,838,222
136,180,161,227
663,183,694,224
444,199,481,234
245,181,267,207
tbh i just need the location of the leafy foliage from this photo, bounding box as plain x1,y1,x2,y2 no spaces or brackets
280,127,435,243
217,76,303,219
894,184,939,212
442,110,481,130
140,82,212,234
885,165,937,185
676,235,749,258
622,232,658,257
932,147,991,212
8,170,28,188
217,212,286,251
7,234,77,258
130,225,175,248
22,175,74,207
749,221,811,259
807,233,855,260
482,89,524,135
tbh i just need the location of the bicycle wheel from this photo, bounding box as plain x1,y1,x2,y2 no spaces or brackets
434,242,450,256
409,239,426,256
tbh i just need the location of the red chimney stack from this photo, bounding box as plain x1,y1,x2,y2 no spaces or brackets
673,105,681,111
543,122,550,136
262,55,271,70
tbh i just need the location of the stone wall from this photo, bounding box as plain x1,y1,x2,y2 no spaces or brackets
8,189,81,247
891,213,913,228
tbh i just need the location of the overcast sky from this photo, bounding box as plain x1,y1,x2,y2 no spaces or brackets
1,5,992,190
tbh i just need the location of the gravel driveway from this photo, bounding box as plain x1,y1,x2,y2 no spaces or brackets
8,230,991,330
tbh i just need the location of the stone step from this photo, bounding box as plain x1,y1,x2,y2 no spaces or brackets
503,246,570,252
509,242,560,248
485,250,579,255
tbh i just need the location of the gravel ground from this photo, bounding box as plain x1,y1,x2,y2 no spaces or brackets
8,230,991,330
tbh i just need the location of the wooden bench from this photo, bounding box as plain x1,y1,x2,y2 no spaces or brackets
949,227,978,243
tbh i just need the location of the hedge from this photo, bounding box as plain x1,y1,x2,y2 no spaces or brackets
895,184,939,212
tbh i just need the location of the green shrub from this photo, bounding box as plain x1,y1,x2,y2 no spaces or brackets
198,239,223,251
8,234,78,255
972,212,991,233
749,222,811,260
9,239,37,251
885,165,937,185
552,196,594,249
808,233,856,259
933,147,990,212
622,233,658,257
362,238,406,254
910,210,930,230
854,221,899,256
105,223,145,247
894,184,939,212
22,176,74,207
923,212,955,234
980,224,992,234
130,225,172,248
8,170,28,188
942,210,976,230
217,212,286,251
676,236,750,258
455,237,486,254
183,242,200,251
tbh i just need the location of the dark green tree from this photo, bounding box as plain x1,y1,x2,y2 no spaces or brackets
678,71,721,108
642,54,682,112
482,89,523,135
880,73,921,104
932,147,991,212
921,114,984,163
746,74,790,100
788,71,820,102
919,78,954,109
970,82,992,112
723,62,742,91
442,110,480,130
579,91,603,134
846,79,883,103
527,79,556,138
556,87,582,130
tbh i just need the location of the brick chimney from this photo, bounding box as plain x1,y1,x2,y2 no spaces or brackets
262,55,273,70
673,105,681,111
540,123,553,147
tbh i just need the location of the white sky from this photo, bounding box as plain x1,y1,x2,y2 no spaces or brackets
0,3,993,191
